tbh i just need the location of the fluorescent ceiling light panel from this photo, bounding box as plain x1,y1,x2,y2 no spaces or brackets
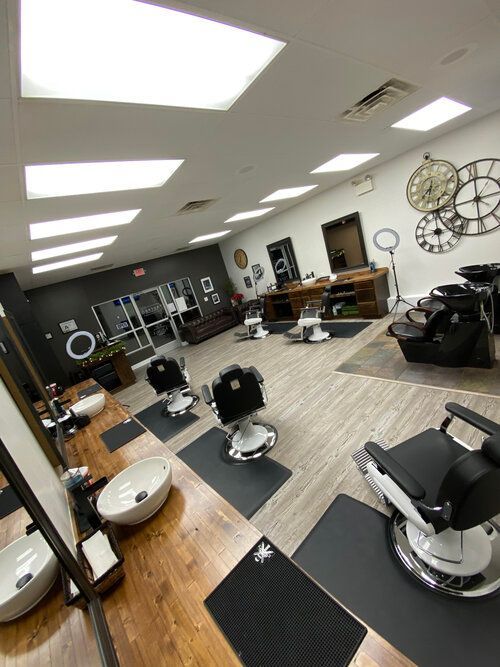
21,0,285,110
29,209,140,240
31,236,117,262
32,253,103,274
189,231,231,244
311,154,379,173
391,96,471,131
225,208,275,223
260,185,318,202
25,160,183,199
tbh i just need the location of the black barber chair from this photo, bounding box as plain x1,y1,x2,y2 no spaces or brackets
361,402,500,598
202,364,277,461
284,287,333,343
456,263,500,333
146,355,199,416
388,283,495,368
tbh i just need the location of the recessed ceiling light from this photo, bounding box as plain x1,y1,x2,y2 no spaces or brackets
25,160,183,199
225,208,275,223
32,253,103,274
29,209,140,240
311,154,379,173
260,185,318,202
31,236,117,262
21,0,285,111
189,231,231,244
391,97,471,131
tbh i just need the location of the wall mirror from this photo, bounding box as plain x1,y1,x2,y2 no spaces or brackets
266,237,300,282
322,212,368,273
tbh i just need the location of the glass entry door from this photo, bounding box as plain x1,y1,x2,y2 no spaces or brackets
132,288,180,354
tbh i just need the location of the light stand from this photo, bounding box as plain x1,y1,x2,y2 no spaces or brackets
388,249,413,316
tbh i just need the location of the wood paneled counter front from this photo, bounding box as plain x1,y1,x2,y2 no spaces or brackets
1,380,412,667
263,268,390,321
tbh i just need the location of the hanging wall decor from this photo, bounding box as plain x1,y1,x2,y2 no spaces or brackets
407,154,500,253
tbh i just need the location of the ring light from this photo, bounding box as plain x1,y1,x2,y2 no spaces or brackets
66,331,96,360
373,228,400,253
274,258,287,274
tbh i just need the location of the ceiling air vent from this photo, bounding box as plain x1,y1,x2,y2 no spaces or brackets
340,78,419,122
90,263,114,272
176,199,218,215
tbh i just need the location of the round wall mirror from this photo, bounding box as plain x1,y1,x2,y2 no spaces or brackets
373,228,400,253
66,331,96,360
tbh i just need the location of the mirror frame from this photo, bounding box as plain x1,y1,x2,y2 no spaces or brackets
321,211,368,274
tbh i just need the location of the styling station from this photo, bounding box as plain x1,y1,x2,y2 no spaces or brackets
1,2,500,666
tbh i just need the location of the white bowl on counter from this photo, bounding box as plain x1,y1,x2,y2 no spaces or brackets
71,393,105,418
0,532,59,622
97,457,172,525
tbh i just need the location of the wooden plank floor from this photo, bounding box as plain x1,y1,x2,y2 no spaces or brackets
117,316,500,554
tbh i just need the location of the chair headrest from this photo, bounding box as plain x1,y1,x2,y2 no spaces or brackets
149,355,167,366
219,364,243,383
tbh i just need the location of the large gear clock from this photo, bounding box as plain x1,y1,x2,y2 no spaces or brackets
406,154,458,212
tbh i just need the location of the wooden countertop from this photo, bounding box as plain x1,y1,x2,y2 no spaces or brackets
1,380,412,666
264,267,389,297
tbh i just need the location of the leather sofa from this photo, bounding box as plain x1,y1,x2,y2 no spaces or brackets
178,308,238,344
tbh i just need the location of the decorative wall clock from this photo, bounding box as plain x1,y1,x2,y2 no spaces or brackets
445,158,500,235
407,153,458,212
234,248,248,269
415,209,463,253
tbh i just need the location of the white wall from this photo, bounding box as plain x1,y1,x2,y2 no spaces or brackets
219,110,500,301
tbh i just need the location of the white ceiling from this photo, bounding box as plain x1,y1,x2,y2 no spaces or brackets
1,0,500,289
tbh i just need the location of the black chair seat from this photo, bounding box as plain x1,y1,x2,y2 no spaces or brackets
388,429,466,506
389,323,428,341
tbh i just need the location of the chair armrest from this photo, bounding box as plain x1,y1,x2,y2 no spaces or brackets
201,384,213,405
387,321,426,340
365,442,426,500
405,307,432,324
445,402,500,435
179,357,185,371
249,366,264,383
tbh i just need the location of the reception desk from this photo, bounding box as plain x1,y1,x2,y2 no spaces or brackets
263,268,390,321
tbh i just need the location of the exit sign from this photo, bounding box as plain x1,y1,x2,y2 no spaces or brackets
133,267,145,277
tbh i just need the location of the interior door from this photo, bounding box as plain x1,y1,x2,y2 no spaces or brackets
132,288,180,354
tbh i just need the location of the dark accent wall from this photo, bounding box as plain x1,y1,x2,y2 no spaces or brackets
25,245,231,378
0,273,67,386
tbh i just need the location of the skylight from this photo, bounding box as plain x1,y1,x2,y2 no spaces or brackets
21,0,285,110
260,185,318,202
189,231,231,244
29,210,140,240
311,153,379,173
225,208,275,223
32,253,103,274
25,160,183,199
31,236,117,262
391,97,471,131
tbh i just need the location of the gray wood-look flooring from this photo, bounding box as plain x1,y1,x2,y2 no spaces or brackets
116,316,500,556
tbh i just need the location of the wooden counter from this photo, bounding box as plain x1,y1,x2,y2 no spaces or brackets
1,380,412,666
264,268,390,321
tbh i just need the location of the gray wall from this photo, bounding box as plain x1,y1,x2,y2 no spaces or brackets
26,244,232,378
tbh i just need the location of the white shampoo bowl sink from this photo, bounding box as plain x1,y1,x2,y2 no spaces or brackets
71,393,105,418
301,277,317,286
97,457,172,525
0,532,59,622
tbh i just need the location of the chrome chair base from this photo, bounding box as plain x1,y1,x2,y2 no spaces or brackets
225,423,278,462
389,511,500,598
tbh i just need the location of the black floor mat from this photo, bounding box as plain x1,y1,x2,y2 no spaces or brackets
320,321,371,337
205,538,366,667
135,401,199,443
100,418,146,452
177,427,291,518
293,494,500,667
0,485,23,519
77,383,102,399
265,321,296,334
